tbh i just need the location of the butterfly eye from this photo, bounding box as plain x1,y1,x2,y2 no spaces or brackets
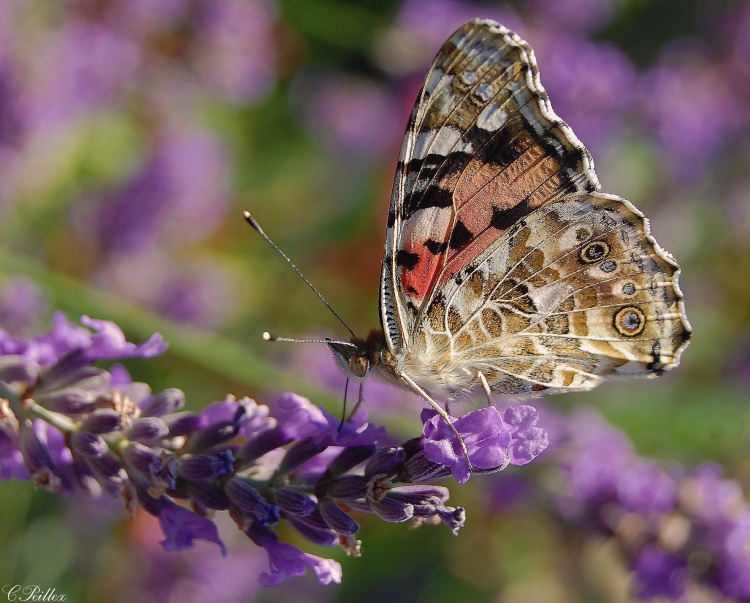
601,260,617,273
614,306,646,337
580,241,610,263
622,282,636,295
349,356,370,379
575,228,590,242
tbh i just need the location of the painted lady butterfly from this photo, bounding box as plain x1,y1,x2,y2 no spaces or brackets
325,20,691,415
249,19,691,468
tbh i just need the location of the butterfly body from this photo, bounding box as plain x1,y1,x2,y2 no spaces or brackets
330,19,690,407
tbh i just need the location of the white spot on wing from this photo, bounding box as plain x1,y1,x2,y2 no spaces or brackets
424,68,445,96
476,103,508,131
413,127,473,160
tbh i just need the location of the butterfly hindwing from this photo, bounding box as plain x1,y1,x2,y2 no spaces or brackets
415,193,690,395
381,20,600,352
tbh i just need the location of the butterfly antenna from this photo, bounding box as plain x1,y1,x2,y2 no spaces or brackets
245,211,357,339
262,332,357,349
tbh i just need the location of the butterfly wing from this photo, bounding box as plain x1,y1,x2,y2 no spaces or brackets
418,192,691,395
381,19,599,352
379,19,690,396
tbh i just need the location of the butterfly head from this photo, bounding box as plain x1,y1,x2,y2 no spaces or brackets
326,330,390,383
327,338,372,382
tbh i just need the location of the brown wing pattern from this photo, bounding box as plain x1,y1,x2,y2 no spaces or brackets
413,193,691,396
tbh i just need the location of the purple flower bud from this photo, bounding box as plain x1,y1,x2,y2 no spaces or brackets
277,437,327,475
238,426,292,462
35,388,96,415
164,412,202,437
126,417,169,444
140,388,185,417
365,446,406,478
434,502,465,535
185,420,239,453
274,486,316,516
326,444,376,476
0,355,39,384
288,515,338,546
225,477,280,526
326,475,367,501
20,423,56,474
88,451,124,478
402,451,451,483
80,409,123,434
177,451,235,480
122,441,158,472
40,350,90,386
318,498,359,535
370,496,414,523
70,431,108,457
183,479,231,511
386,484,450,509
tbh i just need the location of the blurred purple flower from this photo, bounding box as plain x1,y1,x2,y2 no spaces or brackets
0,275,47,337
530,32,637,154
549,409,750,600
91,251,238,328
640,49,743,182
106,0,190,38
191,0,279,104
76,128,231,253
526,0,618,33
632,545,688,600
28,19,140,126
721,512,750,599
397,0,520,51
301,75,401,160
128,536,266,603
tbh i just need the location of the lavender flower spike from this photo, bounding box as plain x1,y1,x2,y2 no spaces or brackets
1,311,551,587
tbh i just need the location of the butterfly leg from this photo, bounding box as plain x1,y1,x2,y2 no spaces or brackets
478,371,493,407
346,382,366,421
337,379,350,433
397,371,508,475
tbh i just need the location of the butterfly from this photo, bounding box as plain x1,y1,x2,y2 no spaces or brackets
324,19,691,415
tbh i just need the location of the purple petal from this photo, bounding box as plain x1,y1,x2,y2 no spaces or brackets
158,501,226,556
274,393,385,446
274,393,328,439
80,316,167,360
422,407,514,484
258,538,342,587
501,405,549,465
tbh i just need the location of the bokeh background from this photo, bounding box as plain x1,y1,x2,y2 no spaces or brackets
1,0,749,601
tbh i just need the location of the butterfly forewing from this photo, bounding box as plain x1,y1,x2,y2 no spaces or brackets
378,19,690,399
382,20,601,351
